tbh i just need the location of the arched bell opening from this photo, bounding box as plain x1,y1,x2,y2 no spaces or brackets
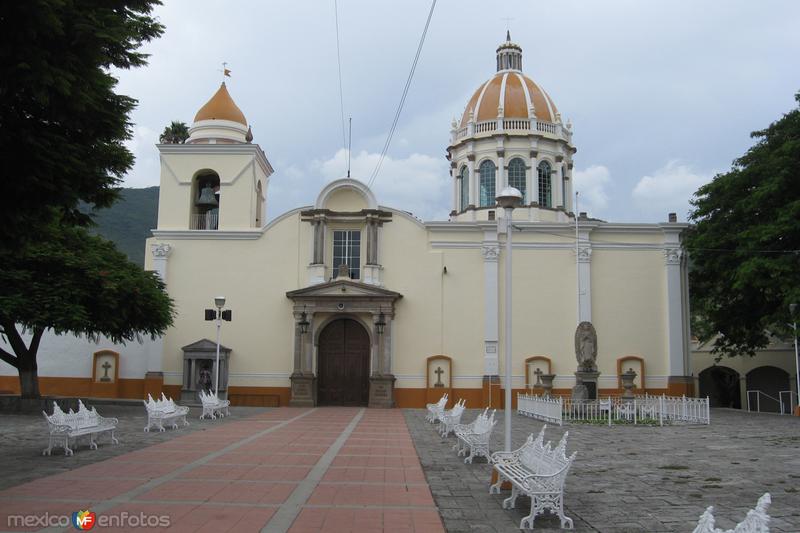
190,170,221,230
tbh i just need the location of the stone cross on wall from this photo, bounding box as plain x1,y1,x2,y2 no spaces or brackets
533,367,543,386
100,361,112,382
434,366,445,387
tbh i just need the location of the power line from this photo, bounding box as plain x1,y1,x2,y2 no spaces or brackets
334,0,347,158
367,0,437,188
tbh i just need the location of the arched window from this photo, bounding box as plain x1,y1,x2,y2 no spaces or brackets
479,160,496,207
459,166,469,211
537,161,552,207
508,158,526,203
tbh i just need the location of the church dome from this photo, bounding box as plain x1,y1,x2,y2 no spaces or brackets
188,81,250,144
459,33,560,127
193,82,247,125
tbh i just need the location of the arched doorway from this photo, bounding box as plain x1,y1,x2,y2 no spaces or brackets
746,366,790,413
698,366,741,409
317,318,370,406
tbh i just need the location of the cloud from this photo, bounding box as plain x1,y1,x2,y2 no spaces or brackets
573,165,611,217
268,149,450,222
632,161,712,220
123,125,160,188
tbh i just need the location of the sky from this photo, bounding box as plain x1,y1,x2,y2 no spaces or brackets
116,0,800,223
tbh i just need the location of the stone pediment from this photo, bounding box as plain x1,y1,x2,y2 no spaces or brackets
181,338,231,353
286,279,402,301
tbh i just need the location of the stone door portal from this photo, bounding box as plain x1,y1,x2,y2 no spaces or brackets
317,319,370,406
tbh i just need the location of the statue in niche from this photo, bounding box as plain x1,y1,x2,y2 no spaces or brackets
198,364,212,393
574,321,598,372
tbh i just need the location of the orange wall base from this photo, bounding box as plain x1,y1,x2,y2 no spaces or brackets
0,374,678,409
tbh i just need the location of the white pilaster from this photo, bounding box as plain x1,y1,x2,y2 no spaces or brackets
553,167,563,208
468,157,476,207
664,246,686,376
148,243,172,375
576,231,592,322
482,239,500,375
496,150,505,199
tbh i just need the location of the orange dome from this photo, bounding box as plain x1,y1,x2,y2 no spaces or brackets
460,71,559,127
193,82,247,125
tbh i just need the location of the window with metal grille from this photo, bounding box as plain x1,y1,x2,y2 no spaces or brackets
508,158,526,203
333,230,361,280
479,160,496,207
538,161,552,207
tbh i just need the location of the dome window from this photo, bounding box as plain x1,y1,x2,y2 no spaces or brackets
508,158,527,204
537,161,552,207
479,161,496,207
459,166,469,212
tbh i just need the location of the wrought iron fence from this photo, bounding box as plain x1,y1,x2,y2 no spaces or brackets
517,393,711,426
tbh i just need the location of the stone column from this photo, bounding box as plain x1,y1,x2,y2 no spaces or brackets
145,243,172,398
369,311,395,407
290,309,315,406
553,167,563,208
577,230,592,323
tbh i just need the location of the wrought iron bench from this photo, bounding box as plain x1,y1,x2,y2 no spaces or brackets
490,425,577,530
199,390,230,419
693,492,771,533
439,399,466,437
453,408,496,463
144,393,190,432
425,393,448,423
42,400,119,456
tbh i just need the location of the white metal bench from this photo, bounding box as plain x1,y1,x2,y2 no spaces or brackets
42,400,119,456
199,390,230,419
425,393,448,423
693,492,771,533
144,393,190,432
490,425,577,530
439,399,466,437
453,408,497,463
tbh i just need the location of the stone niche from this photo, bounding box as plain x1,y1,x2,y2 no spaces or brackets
90,350,119,398
426,355,453,407
181,339,231,402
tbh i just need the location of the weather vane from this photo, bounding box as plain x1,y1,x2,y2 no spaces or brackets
219,61,231,81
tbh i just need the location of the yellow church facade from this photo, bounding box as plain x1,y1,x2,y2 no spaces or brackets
140,36,694,408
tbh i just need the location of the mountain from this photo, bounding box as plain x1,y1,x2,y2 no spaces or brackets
84,187,159,267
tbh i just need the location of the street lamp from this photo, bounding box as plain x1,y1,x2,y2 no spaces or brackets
204,296,232,397
791,303,799,415
497,186,522,452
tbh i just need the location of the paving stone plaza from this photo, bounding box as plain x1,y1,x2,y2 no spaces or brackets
0,405,798,532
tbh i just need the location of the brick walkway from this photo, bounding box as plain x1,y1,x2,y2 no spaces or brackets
0,408,443,532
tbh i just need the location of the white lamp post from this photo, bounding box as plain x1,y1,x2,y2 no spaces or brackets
213,296,225,396
497,186,522,451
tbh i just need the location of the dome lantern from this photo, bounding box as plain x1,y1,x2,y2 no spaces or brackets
496,31,523,72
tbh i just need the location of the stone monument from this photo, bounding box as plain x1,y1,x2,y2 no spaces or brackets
572,321,600,400
620,368,637,400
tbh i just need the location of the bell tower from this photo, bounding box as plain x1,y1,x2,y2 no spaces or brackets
155,82,274,231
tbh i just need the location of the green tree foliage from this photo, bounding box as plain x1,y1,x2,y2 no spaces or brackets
159,121,189,144
686,92,800,357
0,225,174,398
0,0,164,250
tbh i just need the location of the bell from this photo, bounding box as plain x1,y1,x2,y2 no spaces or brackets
195,186,218,207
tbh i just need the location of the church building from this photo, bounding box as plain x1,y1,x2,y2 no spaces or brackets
140,34,694,408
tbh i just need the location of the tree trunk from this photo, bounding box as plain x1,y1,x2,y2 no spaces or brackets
18,352,40,399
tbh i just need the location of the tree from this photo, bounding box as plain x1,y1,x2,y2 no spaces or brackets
160,121,190,144
0,1,164,251
0,224,174,398
686,92,800,357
